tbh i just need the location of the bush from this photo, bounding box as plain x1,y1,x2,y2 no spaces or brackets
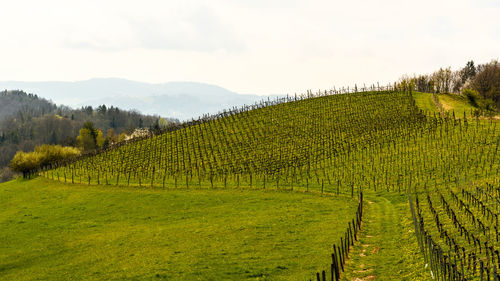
9,145,80,177
9,151,42,177
463,88,481,107
34,144,81,165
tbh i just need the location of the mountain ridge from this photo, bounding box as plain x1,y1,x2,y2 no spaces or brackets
0,78,278,120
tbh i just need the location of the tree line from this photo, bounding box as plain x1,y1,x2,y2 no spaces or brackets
398,60,500,112
0,90,178,182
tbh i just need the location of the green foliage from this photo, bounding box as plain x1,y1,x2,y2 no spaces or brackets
34,144,81,164
464,88,482,107
472,60,500,109
76,122,104,151
0,90,178,170
463,88,497,114
9,151,41,175
9,144,80,176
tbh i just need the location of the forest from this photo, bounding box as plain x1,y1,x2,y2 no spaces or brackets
0,90,178,182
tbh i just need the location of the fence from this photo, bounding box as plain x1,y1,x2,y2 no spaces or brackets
313,191,363,281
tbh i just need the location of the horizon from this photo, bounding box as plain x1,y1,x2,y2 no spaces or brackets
0,78,277,96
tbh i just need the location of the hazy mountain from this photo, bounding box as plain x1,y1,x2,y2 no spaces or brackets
0,79,275,120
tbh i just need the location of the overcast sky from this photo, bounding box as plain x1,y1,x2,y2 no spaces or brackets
0,0,498,95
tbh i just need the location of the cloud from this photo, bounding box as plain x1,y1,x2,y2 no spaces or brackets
60,2,244,53
128,5,244,52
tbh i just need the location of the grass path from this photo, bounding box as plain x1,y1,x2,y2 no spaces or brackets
343,193,428,281
412,92,440,114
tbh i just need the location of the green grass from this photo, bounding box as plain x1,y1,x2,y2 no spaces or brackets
0,177,358,280
436,93,476,118
412,92,440,114
412,91,478,119
343,192,427,281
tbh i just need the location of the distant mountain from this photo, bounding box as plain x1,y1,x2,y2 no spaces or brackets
0,79,276,120
0,90,56,121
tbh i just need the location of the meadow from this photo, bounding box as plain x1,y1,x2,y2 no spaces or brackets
0,177,359,280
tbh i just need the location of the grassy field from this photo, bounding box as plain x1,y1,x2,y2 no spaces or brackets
436,93,476,117
412,91,478,118
0,177,357,280
412,92,440,114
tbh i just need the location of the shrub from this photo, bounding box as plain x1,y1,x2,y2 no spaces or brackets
9,151,42,177
9,145,80,177
463,88,481,107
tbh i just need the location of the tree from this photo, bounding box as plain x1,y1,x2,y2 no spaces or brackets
97,105,107,115
415,75,431,92
76,122,104,151
106,128,117,143
461,60,476,83
472,60,500,110
84,106,93,115
434,67,452,93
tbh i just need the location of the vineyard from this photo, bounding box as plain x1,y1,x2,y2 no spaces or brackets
9,88,500,280
47,90,426,191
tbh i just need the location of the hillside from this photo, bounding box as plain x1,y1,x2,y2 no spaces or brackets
0,90,56,121
54,90,426,188
0,90,177,182
3,89,500,280
413,91,480,118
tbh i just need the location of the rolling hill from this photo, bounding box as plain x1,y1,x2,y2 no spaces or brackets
2,88,499,280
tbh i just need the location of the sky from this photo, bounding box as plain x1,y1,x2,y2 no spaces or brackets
0,0,498,95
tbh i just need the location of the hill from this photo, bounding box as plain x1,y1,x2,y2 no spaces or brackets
3,88,500,280
0,79,275,120
0,90,56,121
0,90,177,182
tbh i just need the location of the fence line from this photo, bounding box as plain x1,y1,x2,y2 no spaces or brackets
313,191,364,281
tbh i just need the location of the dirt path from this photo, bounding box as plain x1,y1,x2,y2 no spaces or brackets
342,193,427,281
431,93,445,115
